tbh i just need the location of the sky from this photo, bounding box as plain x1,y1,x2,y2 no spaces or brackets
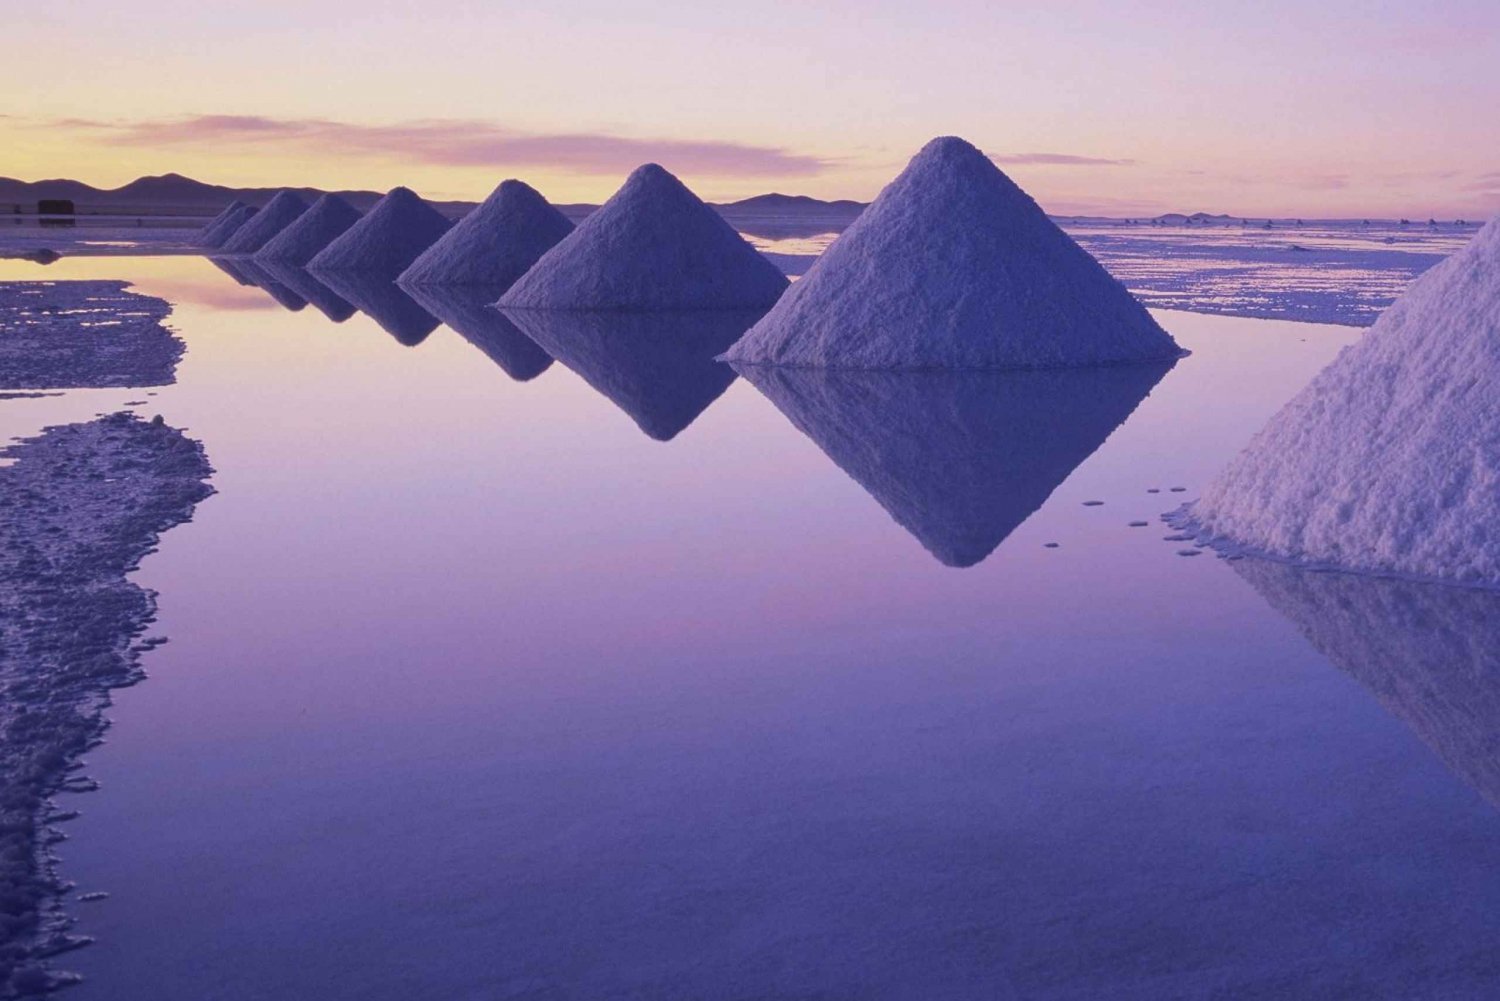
4,0,1498,217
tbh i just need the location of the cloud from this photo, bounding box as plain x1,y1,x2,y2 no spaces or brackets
46,114,828,177
989,152,1136,167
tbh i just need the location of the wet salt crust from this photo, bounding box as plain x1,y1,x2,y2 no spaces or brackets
723,137,1180,369
1180,216,1500,587
217,192,309,256
0,414,213,998
0,282,183,390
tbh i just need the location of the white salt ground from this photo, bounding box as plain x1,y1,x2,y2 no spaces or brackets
398,180,573,288
217,192,309,254
498,164,788,310
253,195,363,267
1180,214,1500,588
722,136,1180,369
307,187,452,279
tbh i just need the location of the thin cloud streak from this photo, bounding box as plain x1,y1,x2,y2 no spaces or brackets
990,152,1136,167
45,115,829,177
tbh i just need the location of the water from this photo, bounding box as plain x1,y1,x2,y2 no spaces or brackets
4,256,1500,999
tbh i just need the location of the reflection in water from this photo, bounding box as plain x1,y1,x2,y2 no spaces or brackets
737,362,1174,567
207,256,257,287
258,261,357,323
1233,559,1500,808
313,270,441,346
501,309,760,440
234,260,308,313
401,284,553,382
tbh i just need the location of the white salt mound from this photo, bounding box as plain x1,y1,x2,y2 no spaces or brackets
218,191,309,254
197,200,249,245
398,180,573,288
307,187,452,278
722,136,1180,369
498,164,788,310
1185,214,1500,587
199,204,257,249
253,194,363,266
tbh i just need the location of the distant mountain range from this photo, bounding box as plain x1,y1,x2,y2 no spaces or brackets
0,173,870,223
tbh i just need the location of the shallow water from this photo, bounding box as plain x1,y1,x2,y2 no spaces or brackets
4,256,1500,999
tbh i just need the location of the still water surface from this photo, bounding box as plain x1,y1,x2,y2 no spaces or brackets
3,257,1498,1000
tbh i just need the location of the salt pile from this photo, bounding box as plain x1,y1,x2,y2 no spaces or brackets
403,284,553,381
316,270,440,346
252,194,363,266
723,136,1180,368
307,187,452,279
1233,557,1500,806
399,180,573,288
501,309,757,439
199,203,257,249
217,191,309,254
498,164,788,310
197,200,250,246
736,362,1173,566
1182,215,1500,587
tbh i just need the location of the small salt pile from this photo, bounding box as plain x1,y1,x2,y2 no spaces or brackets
723,136,1180,369
399,180,573,288
498,164,788,310
307,187,452,279
218,191,309,254
1184,215,1500,587
197,200,249,246
253,194,363,267
199,204,257,249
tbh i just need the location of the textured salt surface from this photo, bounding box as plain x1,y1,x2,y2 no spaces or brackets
307,188,452,279
195,201,249,246
501,309,757,439
314,272,439,346
198,205,257,250
217,192,309,255
1180,216,1500,587
251,195,363,267
0,282,183,390
402,285,552,381
724,137,1179,369
499,165,788,311
1234,558,1500,807
0,414,213,997
737,362,1173,566
255,263,356,323
399,181,573,288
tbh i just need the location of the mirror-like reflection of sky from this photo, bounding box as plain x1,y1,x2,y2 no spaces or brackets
4,256,1499,1000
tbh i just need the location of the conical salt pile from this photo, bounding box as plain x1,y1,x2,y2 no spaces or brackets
307,187,452,279
198,200,250,246
498,164,788,310
723,136,1179,368
253,194,363,266
218,191,309,254
1182,215,1500,587
399,180,573,288
200,204,257,249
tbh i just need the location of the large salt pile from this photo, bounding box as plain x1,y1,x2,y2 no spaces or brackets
307,187,452,279
316,270,440,346
199,204,257,249
253,194,363,266
723,136,1180,368
1183,216,1500,587
498,164,788,310
736,362,1173,566
501,309,758,438
218,191,309,254
399,180,573,288
197,200,250,246
403,284,553,381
